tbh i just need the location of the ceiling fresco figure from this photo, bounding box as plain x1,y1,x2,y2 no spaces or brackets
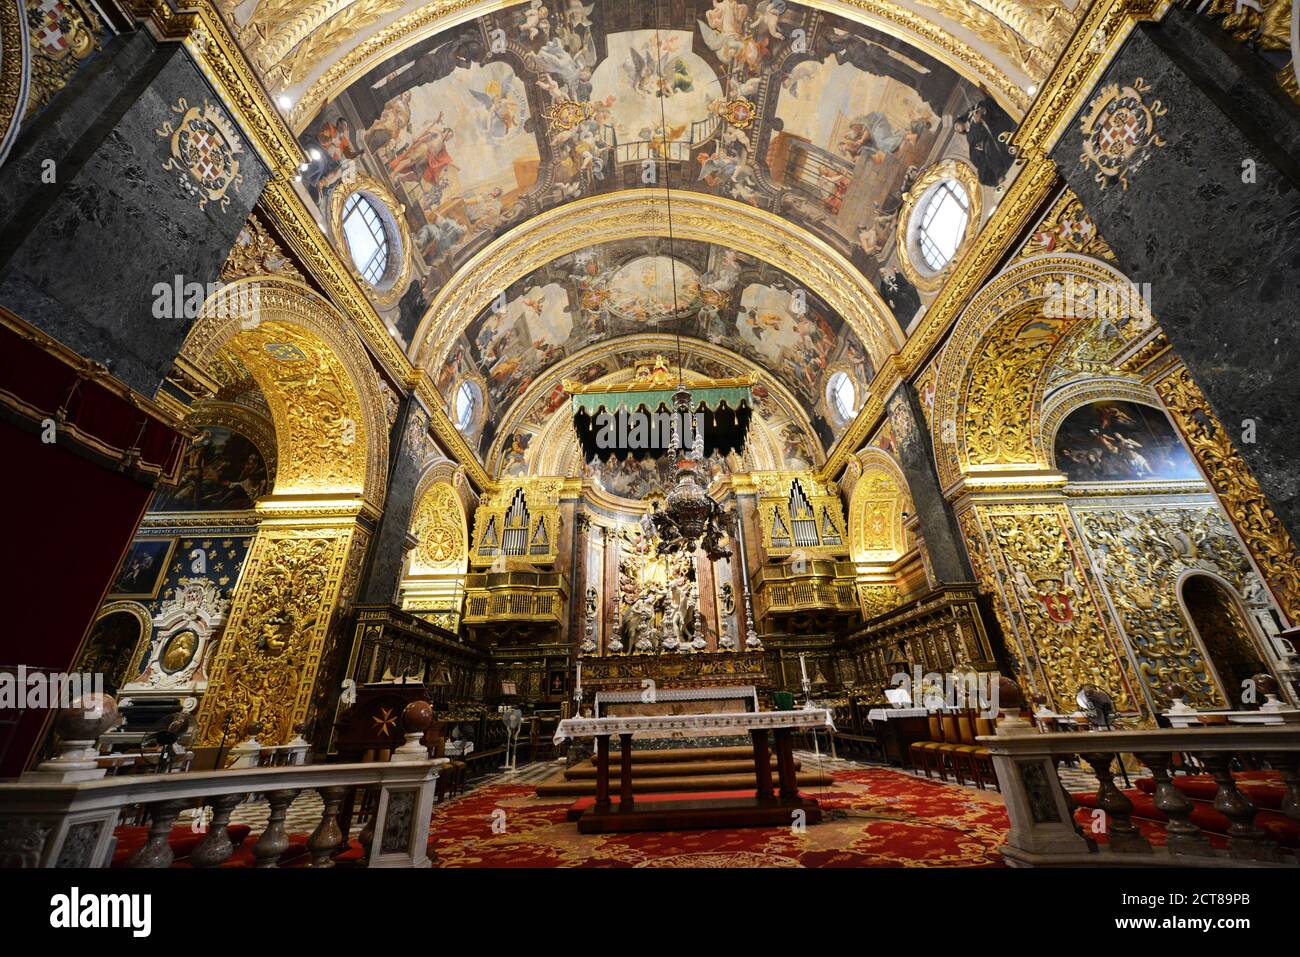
299,0,1016,346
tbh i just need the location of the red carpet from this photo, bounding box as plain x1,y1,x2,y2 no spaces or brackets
428,767,1011,867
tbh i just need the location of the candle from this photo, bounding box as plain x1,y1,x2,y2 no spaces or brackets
799,653,809,683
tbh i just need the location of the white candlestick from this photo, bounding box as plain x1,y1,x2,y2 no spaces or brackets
799,653,809,684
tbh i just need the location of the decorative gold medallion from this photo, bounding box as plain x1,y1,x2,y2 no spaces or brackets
1078,78,1167,190
156,97,244,212
718,96,756,129
543,99,592,132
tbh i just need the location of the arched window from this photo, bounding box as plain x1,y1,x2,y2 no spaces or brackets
828,371,856,421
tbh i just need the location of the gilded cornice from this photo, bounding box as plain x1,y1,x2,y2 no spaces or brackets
1011,0,1170,157
285,0,1031,133
412,189,905,377
131,1,303,177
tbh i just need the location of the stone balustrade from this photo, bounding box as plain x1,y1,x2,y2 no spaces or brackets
985,725,1300,867
0,759,446,869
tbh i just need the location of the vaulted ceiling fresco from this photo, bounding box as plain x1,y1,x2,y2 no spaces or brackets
433,238,870,457
299,0,1017,341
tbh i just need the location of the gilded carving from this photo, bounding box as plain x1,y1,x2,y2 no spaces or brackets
977,505,1135,713
195,527,355,746
221,212,305,282
409,481,466,573
1073,502,1269,708
22,0,101,119
1156,366,1300,622
1017,189,1116,264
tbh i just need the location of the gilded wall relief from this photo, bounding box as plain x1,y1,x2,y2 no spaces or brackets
408,481,468,573
970,504,1136,713
21,0,103,121
1157,365,1300,623
1016,188,1115,264
195,526,356,747
1071,502,1271,709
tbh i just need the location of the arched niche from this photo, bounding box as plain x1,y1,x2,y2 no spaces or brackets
1178,571,1274,708
180,276,389,509
847,449,913,564
933,254,1157,488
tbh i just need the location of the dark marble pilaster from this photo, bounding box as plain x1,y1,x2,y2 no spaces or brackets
355,399,430,605
0,33,269,398
886,381,974,583
1050,10,1300,544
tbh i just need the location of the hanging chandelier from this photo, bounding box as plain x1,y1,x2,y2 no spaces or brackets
639,0,736,564
646,385,737,561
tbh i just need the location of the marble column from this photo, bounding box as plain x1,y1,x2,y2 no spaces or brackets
0,33,270,398
886,381,974,583
356,399,431,605
1050,9,1300,544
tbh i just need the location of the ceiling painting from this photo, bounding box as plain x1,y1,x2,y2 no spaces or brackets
439,238,868,462
299,0,1019,347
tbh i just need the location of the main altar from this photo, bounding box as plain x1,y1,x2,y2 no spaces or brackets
553,709,835,833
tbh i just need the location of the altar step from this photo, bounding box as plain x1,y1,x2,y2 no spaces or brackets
586,745,757,764
563,756,793,780
535,766,833,797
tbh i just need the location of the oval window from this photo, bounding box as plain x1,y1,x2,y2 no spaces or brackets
914,178,970,271
828,371,856,421
340,192,392,286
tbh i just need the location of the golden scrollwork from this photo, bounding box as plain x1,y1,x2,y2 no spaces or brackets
409,481,467,573
847,453,912,561
1156,365,1300,623
22,0,101,119
970,504,1137,713
221,211,305,283
931,254,1157,489
1072,502,1267,708
1016,188,1116,264
857,582,899,620
182,275,390,507
195,525,356,746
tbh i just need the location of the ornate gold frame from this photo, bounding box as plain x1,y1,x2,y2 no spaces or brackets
894,158,983,294
327,171,413,306
0,0,29,166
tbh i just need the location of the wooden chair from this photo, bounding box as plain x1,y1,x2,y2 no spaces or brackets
908,713,946,777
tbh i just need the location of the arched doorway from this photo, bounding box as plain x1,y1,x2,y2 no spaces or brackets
1181,575,1268,708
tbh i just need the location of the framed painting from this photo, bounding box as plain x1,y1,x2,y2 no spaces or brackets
108,537,176,599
